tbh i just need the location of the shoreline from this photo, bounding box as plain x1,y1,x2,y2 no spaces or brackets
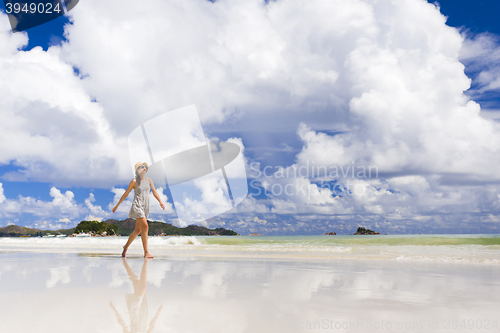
1,234,499,265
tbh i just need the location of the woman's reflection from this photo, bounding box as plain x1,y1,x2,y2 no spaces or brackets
110,257,163,333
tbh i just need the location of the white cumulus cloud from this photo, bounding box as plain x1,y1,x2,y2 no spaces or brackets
1,0,500,232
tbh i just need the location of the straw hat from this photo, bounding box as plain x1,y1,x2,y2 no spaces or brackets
134,161,149,171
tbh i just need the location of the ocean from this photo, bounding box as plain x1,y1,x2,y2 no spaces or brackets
1,234,499,264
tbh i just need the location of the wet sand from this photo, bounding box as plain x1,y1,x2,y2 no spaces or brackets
0,250,499,333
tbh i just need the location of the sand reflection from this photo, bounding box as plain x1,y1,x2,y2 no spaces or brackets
110,258,163,333
1,253,500,333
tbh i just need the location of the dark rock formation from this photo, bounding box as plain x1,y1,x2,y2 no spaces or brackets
353,227,380,235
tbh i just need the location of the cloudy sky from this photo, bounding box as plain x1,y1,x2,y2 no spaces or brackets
1,0,500,235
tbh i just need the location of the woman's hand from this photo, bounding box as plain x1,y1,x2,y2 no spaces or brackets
112,205,118,213
160,202,165,210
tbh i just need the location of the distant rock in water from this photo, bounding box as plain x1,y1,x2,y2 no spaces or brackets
353,227,380,235
248,233,262,236
324,231,337,235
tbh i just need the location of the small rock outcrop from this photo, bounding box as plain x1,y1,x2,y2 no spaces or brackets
353,227,380,235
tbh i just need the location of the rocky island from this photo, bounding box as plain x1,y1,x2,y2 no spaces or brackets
353,227,380,235
0,219,240,237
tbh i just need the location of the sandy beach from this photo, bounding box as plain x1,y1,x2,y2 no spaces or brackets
1,235,499,332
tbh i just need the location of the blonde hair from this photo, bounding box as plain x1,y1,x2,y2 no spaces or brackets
134,162,148,186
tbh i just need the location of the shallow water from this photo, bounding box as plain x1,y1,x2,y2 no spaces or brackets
1,234,499,264
0,252,498,333
2,235,499,331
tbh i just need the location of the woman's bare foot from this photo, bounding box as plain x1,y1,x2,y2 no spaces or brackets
122,246,127,257
144,252,154,258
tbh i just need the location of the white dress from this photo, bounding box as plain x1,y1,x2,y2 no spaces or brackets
125,293,148,333
128,178,150,219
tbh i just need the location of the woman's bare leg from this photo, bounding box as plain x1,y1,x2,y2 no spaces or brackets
122,221,142,257
138,218,154,258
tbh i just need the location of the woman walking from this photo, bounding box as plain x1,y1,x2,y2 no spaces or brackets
113,162,165,258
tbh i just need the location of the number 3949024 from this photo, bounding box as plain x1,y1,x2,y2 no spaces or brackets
5,2,62,14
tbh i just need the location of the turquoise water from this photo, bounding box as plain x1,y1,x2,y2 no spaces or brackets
1,234,499,264
200,234,500,246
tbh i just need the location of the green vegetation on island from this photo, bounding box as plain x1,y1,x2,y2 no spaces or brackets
0,225,46,237
0,219,239,237
75,220,118,235
106,219,239,236
353,227,380,235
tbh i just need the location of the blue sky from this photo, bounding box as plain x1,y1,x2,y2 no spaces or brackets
1,0,500,235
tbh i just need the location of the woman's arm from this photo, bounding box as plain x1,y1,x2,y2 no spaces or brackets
149,178,165,210
147,304,163,333
112,179,136,213
109,301,129,333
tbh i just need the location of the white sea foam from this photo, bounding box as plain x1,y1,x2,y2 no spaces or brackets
152,236,203,246
1,236,499,264
395,255,500,264
0,236,203,249
201,244,353,253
